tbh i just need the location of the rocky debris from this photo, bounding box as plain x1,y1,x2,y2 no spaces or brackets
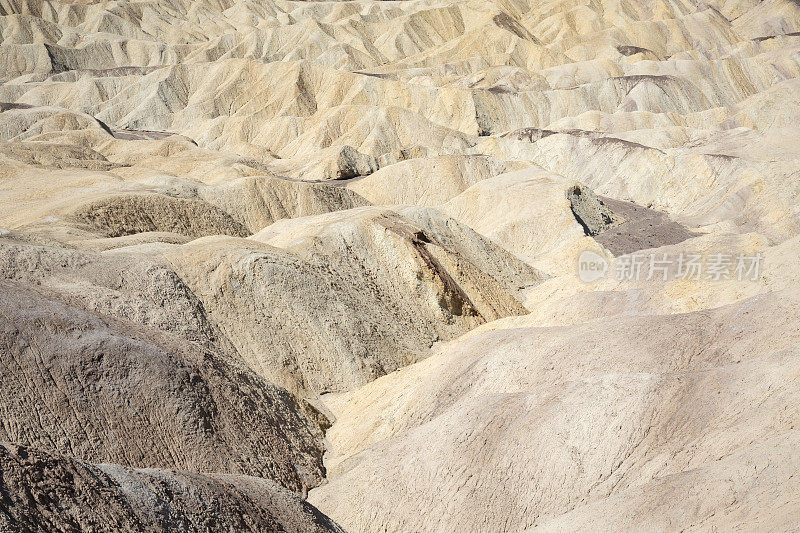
110,129,179,141
0,443,344,533
615,44,657,58
492,12,541,43
499,127,558,143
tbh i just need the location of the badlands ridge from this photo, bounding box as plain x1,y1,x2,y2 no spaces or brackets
1,0,800,530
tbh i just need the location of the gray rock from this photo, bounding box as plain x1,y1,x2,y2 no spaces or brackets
566,184,622,236
332,145,378,179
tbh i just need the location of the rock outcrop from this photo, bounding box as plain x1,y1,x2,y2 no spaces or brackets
167,207,540,396
566,184,621,236
0,443,344,533
330,145,378,180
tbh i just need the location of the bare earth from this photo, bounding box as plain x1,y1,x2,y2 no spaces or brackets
1,0,799,531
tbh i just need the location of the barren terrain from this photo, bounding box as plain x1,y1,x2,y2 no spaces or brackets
1,0,799,530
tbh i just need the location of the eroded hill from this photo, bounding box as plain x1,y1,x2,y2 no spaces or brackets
1,0,799,530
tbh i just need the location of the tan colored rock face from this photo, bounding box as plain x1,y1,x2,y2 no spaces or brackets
1,0,799,529
164,207,538,397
